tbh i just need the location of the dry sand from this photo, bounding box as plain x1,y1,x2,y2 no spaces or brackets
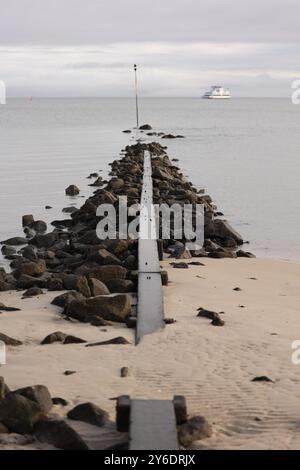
1,257,300,450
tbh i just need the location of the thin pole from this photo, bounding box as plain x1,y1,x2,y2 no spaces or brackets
134,64,139,128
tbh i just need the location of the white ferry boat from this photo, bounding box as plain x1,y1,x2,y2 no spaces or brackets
202,85,231,99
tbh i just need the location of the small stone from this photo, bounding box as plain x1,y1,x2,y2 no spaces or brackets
64,370,76,376
233,287,242,292
171,262,189,269
120,367,130,378
252,376,274,383
52,397,69,406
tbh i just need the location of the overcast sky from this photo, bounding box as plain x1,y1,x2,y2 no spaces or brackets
1,0,299,97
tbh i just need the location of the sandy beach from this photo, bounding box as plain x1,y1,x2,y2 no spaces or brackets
1,256,300,450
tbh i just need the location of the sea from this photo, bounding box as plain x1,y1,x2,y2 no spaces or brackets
0,97,299,267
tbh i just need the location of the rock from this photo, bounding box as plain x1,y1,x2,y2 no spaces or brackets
1,237,27,246
161,271,169,286
65,294,131,323
52,397,69,406
63,275,91,297
178,416,212,447
171,262,189,269
24,227,35,239
212,219,244,245
22,215,34,227
236,250,256,258
63,335,87,345
233,287,242,292
89,176,104,187
51,291,85,308
105,279,135,293
123,254,137,270
16,259,46,277
62,206,77,213
123,129,132,133
35,419,89,450
252,376,274,383
86,336,130,347
88,278,110,296
14,385,52,413
174,246,192,259
0,422,9,433
108,178,125,191
86,265,127,283
120,367,130,378
1,245,16,256
0,333,22,346
0,377,10,399
88,248,121,266
21,246,38,261
45,206,52,210
139,124,152,130
22,286,43,297
16,273,50,289
65,185,80,196
208,249,237,259
197,308,225,327
30,233,57,249
67,402,109,427
41,331,67,345
47,277,64,291
0,393,44,434
33,220,47,233
64,371,76,376
188,262,205,266
0,303,21,312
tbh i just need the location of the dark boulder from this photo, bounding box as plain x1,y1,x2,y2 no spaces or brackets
105,279,135,293
35,419,89,450
67,402,109,427
65,185,80,196
0,393,44,434
51,291,85,308
63,275,91,297
22,286,43,297
88,248,121,266
178,416,212,447
14,385,52,413
88,278,110,296
0,237,27,246
22,215,34,227
33,220,47,233
0,333,22,346
0,377,10,399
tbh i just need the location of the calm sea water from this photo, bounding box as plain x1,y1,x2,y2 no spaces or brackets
0,98,299,266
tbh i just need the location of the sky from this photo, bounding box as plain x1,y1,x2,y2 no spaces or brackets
0,0,299,97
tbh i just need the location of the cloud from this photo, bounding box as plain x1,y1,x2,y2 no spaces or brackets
1,0,300,44
0,42,298,97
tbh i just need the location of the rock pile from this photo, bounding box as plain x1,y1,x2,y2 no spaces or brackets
0,141,252,332
0,377,113,449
